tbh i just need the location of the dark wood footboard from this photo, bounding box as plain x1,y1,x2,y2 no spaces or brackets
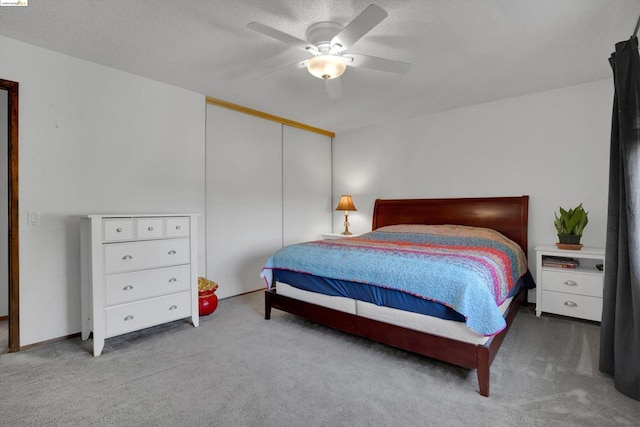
265,287,526,397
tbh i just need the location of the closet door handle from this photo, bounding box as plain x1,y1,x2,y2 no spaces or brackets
122,255,133,260
563,301,578,308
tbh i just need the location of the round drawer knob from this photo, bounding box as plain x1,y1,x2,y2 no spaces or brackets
148,226,154,231
176,225,181,230
116,228,123,232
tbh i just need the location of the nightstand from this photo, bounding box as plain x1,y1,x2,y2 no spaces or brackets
321,233,361,239
535,245,605,322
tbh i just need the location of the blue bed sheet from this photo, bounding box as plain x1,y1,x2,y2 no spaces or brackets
273,269,535,323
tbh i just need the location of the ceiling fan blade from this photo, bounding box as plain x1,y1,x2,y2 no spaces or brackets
247,22,317,54
325,78,342,99
330,4,388,52
344,53,411,74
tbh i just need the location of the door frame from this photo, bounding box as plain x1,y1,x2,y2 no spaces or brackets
1,78,19,352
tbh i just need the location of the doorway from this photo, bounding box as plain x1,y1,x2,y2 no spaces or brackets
0,78,19,353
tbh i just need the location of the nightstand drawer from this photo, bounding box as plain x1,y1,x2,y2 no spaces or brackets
541,290,602,322
540,270,602,297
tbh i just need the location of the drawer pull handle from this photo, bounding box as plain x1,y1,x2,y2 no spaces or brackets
564,301,578,308
564,280,578,286
148,226,154,231
123,285,133,291
168,278,177,283
169,305,178,310
176,225,181,230
168,250,176,255
116,228,123,232
122,255,133,260
124,315,134,321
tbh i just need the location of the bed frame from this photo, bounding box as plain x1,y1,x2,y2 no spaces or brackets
265,195,529,397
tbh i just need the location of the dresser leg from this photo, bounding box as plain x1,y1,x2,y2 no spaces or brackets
93,338,105,357
192,313,200,327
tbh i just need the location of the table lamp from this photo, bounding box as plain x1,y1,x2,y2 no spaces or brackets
335,195,357,235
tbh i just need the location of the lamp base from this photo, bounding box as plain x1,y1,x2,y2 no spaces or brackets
342,212,352,235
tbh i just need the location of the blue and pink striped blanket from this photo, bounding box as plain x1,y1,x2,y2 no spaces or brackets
261,224,529,336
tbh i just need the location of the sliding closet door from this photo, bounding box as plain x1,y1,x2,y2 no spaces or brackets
206,105,282,299
282,126,332,245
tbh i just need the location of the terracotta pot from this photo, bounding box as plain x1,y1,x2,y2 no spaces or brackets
198,290,218,316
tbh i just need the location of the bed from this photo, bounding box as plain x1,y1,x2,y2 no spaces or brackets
262,195,531,397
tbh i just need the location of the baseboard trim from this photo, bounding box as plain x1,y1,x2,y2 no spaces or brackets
18,332,81,352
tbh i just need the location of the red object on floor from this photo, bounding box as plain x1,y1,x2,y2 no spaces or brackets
198,290,218,316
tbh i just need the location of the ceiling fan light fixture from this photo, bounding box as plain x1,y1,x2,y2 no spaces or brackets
307,54,347,80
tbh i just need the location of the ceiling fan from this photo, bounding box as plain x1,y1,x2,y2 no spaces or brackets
247,3,411,99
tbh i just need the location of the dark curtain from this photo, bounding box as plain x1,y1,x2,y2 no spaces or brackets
600,35,640,401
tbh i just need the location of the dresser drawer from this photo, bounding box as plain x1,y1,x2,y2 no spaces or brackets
165,217,190,238
136,218,164,240
540,270,602,297
104,265,191,306
104,238,190,274
105,292,192,338
103,219,134,242
541,290,602,322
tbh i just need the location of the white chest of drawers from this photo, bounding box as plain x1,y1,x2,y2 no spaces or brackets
535,245,605,322
81,214,199,356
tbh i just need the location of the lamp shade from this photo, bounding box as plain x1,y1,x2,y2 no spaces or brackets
335,195,357,211
307,54,347,80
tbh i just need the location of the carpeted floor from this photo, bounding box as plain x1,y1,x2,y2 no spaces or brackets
1,291,639,426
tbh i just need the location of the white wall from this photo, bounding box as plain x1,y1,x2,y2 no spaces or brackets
333,80,612,279
0,88,7,318
0,36,206,346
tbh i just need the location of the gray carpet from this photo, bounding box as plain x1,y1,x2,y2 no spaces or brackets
1,291,639,426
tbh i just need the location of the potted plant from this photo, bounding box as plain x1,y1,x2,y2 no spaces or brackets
554,203,589,248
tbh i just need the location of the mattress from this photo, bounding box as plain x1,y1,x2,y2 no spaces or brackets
274,282,514,345
263,224,532,336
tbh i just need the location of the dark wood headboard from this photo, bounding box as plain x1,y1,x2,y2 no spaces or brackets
371,196,529,252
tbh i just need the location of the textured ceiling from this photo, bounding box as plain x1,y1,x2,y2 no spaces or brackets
0,0,638,133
